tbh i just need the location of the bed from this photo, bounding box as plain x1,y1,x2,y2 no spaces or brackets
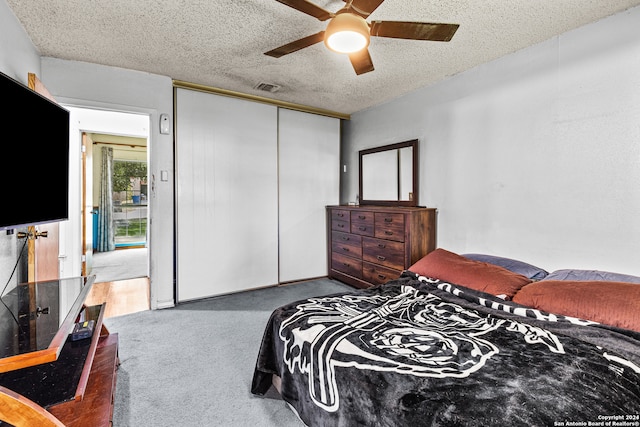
251,248,640,426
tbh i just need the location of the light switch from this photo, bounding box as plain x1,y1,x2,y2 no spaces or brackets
161,170,169,181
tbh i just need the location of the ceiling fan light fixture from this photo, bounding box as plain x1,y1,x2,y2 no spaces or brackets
324,12,370,54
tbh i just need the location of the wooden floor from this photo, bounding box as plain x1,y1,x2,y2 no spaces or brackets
85,277,150,318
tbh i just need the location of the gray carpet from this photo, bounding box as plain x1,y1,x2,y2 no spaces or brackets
91,248,148,283
104,278,353,427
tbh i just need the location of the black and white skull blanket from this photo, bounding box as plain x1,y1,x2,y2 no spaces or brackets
251,273,640,426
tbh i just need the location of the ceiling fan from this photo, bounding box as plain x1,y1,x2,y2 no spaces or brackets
265,0,460,75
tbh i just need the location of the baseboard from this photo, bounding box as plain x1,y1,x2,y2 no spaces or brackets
155,300,175,310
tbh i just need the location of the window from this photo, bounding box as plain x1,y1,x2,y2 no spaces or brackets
112,160,147,246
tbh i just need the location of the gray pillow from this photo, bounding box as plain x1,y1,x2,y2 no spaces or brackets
462,253,548,280
542,269,640,284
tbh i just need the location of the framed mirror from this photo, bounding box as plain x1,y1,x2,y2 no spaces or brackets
359,139,419,207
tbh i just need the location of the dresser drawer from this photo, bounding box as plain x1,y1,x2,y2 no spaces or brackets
362,237,404,270
331,252,362,278
363,262,402,285
331,231,362,258
331,219,350,233
374,212,405,242
331,209,350,223
351,211,374,236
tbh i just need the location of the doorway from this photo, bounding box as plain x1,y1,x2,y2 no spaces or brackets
66,107,150,285
89,133,148,282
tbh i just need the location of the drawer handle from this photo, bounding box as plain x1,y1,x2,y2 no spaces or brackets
358,215,366,219
343,262,350,267
337,224,344,228
337,213,344,217
359,227,367,231
384,217,393,223
378,243,386,249
384,231,393,235
341,236,350,241
377,274,387,280
342,247,350,252
377,255,386,261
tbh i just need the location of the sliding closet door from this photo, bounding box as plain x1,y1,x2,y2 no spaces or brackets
278,109,340,282
176,88,278,301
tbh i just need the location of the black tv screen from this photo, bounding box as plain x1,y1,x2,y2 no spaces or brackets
1,71,70,231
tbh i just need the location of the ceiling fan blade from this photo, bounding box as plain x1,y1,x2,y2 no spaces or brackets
265,31,326,58
275,0,333,21
370,21,459,42
349,49,375,75
347,0,386,18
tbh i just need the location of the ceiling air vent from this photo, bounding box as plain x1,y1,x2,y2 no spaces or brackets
254,82,281,93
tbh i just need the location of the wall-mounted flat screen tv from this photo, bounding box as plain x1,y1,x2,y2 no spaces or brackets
0,71,70,231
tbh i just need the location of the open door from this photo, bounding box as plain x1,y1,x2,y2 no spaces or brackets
26,73,60,282
81,132,93,276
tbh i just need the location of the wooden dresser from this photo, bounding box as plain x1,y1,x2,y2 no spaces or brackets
327,205,437,288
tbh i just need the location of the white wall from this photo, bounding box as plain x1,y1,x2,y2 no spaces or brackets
0,0,39,81
342,6,640,276
41,58,175,309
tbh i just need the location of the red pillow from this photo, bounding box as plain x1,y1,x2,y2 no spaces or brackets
409,248,531,299
512,280,640,332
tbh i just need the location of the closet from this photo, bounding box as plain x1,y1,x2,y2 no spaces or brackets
175,88,340,301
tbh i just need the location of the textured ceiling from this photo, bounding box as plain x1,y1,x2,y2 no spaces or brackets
7,0,640,116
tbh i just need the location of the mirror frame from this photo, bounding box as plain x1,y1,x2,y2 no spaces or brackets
359,139,419,207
